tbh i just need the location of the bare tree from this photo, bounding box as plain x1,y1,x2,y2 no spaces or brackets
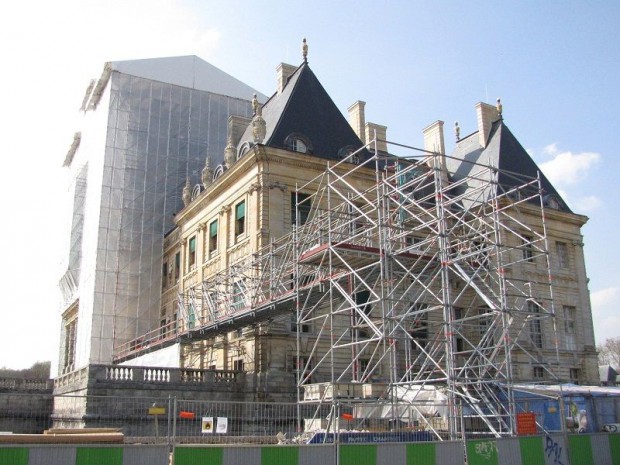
598,337,620,369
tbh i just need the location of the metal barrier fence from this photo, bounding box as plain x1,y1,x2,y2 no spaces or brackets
3,434,618,465
1,392,619,447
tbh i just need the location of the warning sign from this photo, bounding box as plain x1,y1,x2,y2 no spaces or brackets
516,412,537,435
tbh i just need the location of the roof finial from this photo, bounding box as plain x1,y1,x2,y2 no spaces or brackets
454,121,460,142
302,38,308,63
201,156,213,188
496,98,503,118
182,177,192,206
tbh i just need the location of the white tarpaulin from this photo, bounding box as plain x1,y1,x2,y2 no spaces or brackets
353,385,448,421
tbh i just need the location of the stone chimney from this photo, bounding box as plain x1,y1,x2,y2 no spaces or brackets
475,102,500,148
423,120,445,155
365,122,388,153
423,120,448,182
348,101,366,143
277,63,297,94
228,115,251,146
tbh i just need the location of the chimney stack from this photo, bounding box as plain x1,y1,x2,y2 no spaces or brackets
423,120,445,155
277,63,297,94
475,102,500,148
365,122,388,153
228,115,252,146
423,121,448,181
348,101,366,143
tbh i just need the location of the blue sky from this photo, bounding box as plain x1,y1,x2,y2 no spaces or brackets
0,0,618,369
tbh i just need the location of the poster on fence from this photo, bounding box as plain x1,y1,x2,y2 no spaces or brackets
201,417,214,434
216,417,228,434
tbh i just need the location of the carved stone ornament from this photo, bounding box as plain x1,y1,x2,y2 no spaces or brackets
224,142,236,168
182,178,192,206
252,115,267,144
201,156,214,188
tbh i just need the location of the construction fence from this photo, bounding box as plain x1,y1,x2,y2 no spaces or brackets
1,392,619,445
1,434,620,465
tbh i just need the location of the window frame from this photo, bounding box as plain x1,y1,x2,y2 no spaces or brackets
564,305,577,351
528,301,543,349
188,235,196,269
208,219,218,256
291,192,311,226
522,235,534,262
235,200,246,238
556,241,569,269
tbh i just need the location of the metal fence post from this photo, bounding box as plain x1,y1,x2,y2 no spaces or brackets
172,396,178,446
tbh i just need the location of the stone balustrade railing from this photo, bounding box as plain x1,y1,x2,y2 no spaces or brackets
54,364,242,390
0,377,53,391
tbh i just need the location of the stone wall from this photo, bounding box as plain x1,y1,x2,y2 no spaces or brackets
0,378,53,433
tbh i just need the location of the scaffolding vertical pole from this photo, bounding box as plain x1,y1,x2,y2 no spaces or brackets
432,150,458,440
294,187,302,435
490,164,516,435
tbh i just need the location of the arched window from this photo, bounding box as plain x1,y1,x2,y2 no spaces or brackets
237,142,252,160
338,145,360,164
213,164,225,180
284,133,313,154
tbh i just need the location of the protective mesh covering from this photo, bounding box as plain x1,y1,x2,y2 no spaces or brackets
64,69,255,367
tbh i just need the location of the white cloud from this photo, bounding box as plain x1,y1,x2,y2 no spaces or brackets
538,148,600,186
573,195,601,212
591,287,620,344
543,143,559,155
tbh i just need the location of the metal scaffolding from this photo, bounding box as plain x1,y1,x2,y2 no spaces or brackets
288,139,558,440
127,136,558,440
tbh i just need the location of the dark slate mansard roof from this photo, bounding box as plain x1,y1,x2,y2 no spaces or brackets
237,62,368,161
446,119,571,213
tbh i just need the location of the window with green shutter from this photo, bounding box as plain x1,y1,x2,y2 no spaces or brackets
209,219,218,253
235,201,246,236
189,236,196,268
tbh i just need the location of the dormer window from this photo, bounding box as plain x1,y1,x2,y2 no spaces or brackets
284,133,312,154
292,138,307,153
237,142,252,160
338,145,360,164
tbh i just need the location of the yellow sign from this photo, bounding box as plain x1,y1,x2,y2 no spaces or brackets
148,407,166,415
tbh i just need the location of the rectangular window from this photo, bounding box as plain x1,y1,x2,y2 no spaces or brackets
232,281,246,312
63,318,77,372
533,366,544,379
522,235,534,262
355,290,372,315
409,304,429,350
175,252,180,281
233,359,244,372
528,301,543,349
569,368,581,384
235,200,246,236
564,305,577,351
188,236,196,269
556,241,569,268
453,307,464,353
290,316,310,333
209,220,218,254
162,262,168,289
291,193,311,226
